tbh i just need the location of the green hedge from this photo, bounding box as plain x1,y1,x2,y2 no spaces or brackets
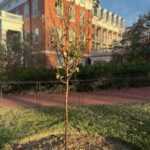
3,62,150,92
78,62,150,79
3,68,58,93
77,62,150,91
0,68,7,82
8,67,57,82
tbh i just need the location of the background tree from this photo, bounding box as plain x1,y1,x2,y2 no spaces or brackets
0,33,40,73
113,11,150,63
48,0,92,149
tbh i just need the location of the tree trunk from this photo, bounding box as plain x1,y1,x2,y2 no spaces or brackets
65,79,69,150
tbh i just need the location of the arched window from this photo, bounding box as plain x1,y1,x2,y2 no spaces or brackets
24,4,29,20
33,0,38,17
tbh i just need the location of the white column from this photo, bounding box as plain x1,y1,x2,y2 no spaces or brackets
1,30,7,44
94,26,96,50
101,28,103,46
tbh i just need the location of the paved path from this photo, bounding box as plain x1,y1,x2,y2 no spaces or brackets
0,87,150,108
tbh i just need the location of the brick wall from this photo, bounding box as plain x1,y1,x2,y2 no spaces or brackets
7,0,92,68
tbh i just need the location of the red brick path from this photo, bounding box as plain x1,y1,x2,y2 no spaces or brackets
0,87,150,108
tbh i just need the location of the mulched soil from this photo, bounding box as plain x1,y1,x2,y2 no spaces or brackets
12,134,130,150
0,87,150,108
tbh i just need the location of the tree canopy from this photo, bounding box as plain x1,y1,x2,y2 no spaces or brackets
113,11,150,63
0,33,40,72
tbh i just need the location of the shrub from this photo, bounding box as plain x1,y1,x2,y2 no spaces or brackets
3,62,150,92
8,67,57,82
0,68,7,82
77,62,150,91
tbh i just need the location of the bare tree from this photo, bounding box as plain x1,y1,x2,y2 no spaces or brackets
47,0,92,149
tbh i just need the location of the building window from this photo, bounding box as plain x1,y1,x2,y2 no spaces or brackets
33,0,38,17
116,16,119,25
70,6,75,20
112,14,114,23
80,32,85,46
121,18,124,27
57,55,64,68
94,7,97,16
24,4,29,20
15,0,20,4
16,8,19,15
80,11,85,25
55,0,62,16
92,42,95,49
69,29,75,42
101,9,103,19
103,11,106,21
33,28,39,44
24,31,30,42
118,18,121,27
106,12,109,21
7,3,11,9
33,55,40,66
57,27,63,47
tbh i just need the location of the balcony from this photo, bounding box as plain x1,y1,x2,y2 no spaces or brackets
90,49,113,64
91,49,112,57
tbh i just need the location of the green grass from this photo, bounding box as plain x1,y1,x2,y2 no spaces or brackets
0,104,150,150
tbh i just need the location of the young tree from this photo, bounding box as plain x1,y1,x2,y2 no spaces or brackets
48,0,92,149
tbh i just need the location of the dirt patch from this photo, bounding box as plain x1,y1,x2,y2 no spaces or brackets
12,134,130,150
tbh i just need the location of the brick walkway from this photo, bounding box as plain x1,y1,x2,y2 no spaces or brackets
0,87,150,108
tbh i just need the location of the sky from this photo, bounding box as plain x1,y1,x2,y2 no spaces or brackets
0,0,150,27
101,0,150,27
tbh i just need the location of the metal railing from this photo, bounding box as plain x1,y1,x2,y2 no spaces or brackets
0,80,84,107
0,77,150,107
91,48,112,56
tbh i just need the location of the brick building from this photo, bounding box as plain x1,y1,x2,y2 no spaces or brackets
0,0,93,68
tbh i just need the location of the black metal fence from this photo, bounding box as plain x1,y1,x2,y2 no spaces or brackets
0,77,150,107
0,80,84,107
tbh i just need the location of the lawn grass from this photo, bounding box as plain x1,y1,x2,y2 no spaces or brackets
0,103,150,150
